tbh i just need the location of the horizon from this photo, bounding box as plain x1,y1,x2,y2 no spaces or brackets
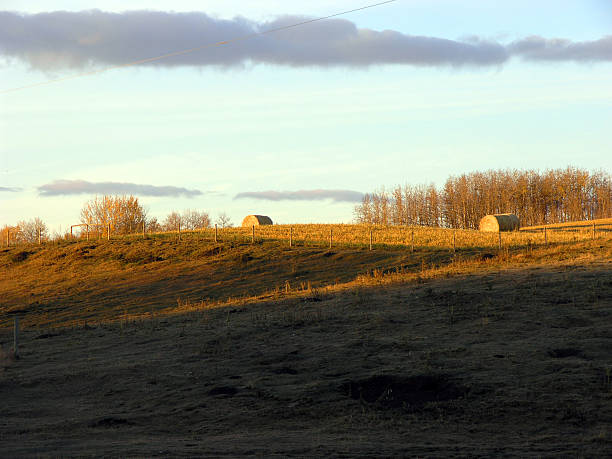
1,0,611,233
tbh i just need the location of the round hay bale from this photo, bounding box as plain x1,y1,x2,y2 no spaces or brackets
479,214,520,232
241,215,273,227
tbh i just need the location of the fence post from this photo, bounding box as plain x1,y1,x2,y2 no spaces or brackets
215,224,218,243
13,317,19,359
142,221,145,239
369,229,373,251
86,225,89,241
178,222,181,241
411,229,414,253
252,225,255,244
38,228,41,245
329,228,333,249
289,227,293,248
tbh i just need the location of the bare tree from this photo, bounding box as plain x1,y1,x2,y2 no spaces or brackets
16,218,48,243
216,212,233,228
182,209,211,230
145,217,162,233
163,211,182,231
357,168,611,229
80,195,147,235
162,209,210,231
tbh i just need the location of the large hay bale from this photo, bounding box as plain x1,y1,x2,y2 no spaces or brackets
479,213,520,232
241,215,273,227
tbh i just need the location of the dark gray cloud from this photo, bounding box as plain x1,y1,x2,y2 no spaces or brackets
38,179,202,197
508,35,612,62
234,189,364,203
0,10,508,70
0,186,21,192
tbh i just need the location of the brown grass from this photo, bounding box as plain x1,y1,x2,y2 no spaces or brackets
521,217,612,230
1,225,610,329
0,235,610,456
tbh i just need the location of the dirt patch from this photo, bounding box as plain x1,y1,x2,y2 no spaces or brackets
89,417,131,428
34,333,59,340
207,386,238,397
272,366,298,375
548,348,584,358
341,374,465,410
10,251,31,263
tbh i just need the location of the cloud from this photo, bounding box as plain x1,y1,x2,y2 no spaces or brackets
508,35,612,62
38,179,202,197
0,186,21,192
234,189,364,203
2,11,609,73
0,10,507,70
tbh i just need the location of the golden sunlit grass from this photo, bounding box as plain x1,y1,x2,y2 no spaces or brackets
139,221,612,250
521,217,612,230
1,222,610,330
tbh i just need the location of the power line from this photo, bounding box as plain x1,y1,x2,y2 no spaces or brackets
1,0,397,95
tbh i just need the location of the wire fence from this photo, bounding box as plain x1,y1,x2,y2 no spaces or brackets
7,222,608,252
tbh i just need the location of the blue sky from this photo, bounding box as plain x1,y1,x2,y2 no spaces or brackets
1,0,611,232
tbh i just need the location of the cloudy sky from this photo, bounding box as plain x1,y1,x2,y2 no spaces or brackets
1,0,611,232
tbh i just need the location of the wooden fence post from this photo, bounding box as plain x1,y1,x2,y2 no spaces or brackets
13,317,19,359
369,229,373,251
38,228,41,245
289,227,293,248
215,224,218,243
142,221,145,239
178,222,181,241
252,225,255,244
411,229,414,253
86,225,89,241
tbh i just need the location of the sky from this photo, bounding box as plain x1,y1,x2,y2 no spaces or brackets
1,0,611,233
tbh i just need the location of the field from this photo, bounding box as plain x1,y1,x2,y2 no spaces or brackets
521,217,612,231
1,224,611,456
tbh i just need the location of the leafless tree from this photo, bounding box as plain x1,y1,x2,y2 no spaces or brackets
356,168,611,228
80,195,147,235
216,212,233,228
15,218,48,243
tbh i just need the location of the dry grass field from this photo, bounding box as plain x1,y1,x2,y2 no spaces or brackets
1,225,611,456
521,217,612,231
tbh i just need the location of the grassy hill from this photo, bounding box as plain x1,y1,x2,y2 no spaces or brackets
2,225,609,329
521,217,612,230
1,236,453,328
1,226,611,455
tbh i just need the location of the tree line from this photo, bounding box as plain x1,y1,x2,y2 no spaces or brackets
1,195,233,244
354,168,611,229
79,195,232,236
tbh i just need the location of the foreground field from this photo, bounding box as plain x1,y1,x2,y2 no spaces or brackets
1,236,611,456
